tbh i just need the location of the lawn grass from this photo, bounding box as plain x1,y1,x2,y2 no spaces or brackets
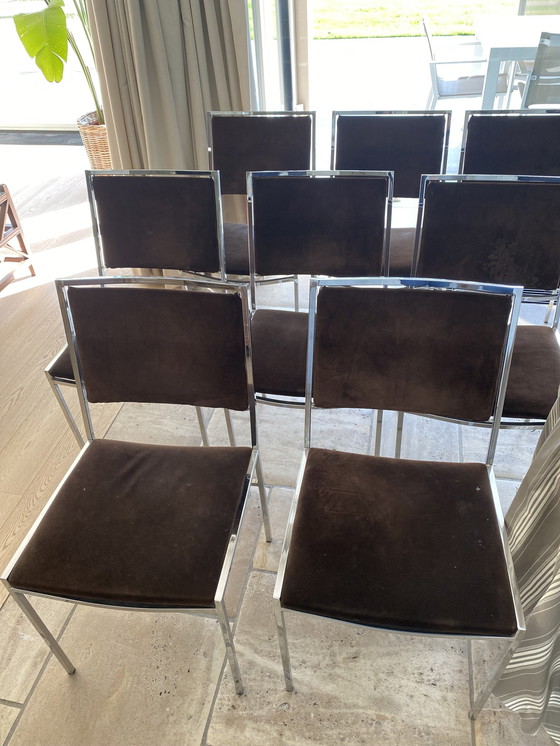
313,0,518,38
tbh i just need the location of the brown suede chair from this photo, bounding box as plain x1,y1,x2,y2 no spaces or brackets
413,174,560,425
273,277,525,720
3,275,271,695
247,170,393,404
460,110,560,176
46,169,240,447
331,110,451,276
207,111,315,199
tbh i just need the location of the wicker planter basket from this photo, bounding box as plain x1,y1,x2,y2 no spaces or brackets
77,112,112,170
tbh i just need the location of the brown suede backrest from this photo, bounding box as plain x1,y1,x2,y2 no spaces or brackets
462,114,560,176
313,286,512,421
92,175,221,273
416,180,560,290
333,114,447,198
68,286,249,409
251,174,387,276
210,115,313,195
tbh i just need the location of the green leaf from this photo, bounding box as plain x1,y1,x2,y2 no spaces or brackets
14,5,68,83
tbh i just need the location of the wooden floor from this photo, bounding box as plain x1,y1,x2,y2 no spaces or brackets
0,143,120,608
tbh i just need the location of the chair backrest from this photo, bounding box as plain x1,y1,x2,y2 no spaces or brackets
331,111,450,198
87,170,225,278
247,170,393,281
305,278,521,458
57,276,254,422
413,174,560,293
521,32,560,107
518,0,560,13
460,110,560,175
207,111,315,196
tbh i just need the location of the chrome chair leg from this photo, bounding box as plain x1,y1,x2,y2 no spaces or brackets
224,409,236,446
8,589,76,674
396,411,404,458
46,376,85,446
367,410,377,455
195,406,210,446
468,632,524,719
273,598,294,692
256,456,272,543
215,599,244,695
375,410,383,456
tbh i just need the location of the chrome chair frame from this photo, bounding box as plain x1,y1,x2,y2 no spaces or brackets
330,110,451,198
273,277,525,719
459,109,560,174
206,110,317,193
246,169,394,312
246,170,394,418
3,275,272,695
45,169,235,448
207,110,316,311
407,173,560,439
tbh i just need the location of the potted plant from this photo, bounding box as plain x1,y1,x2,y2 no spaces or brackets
14,0,111,168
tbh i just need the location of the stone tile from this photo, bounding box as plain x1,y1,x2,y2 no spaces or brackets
475,709,555,745
9,604,225,746
0,703,19,744
105,401,208,446
496,479,521,517
253,487,294,573
398,412,461,461
208,572,473,746
208,407,304,489
461,426,539,481
0,595,72,704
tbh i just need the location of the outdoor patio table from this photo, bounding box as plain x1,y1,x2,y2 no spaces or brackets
492,387,560,743
475,14,560,109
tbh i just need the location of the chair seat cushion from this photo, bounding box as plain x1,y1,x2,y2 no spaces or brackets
504,325,560,420
281,448,517,636
251,309,308,397
8,439,253,608
224,222,250,275
389,226,415,276
47,345,74,382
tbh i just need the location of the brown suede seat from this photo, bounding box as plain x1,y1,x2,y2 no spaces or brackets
48,345,73,382
6,277,271,696
281,448,517,636
272,278,524,710
461,112,560,176
389,226,415,276
251,309,308,397
223,222,250,275
208,112,315,196
46,170,246,447
413,175,560,425
8,439,252,608
331,111,451,199
505,326,560,420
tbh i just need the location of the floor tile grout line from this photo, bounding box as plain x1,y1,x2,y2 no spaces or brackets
0,700,21,710
4,601,77,746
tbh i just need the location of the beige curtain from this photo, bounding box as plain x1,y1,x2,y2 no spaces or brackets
86,0,252,170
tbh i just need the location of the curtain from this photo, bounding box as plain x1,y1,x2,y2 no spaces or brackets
86,0,252,170
493,388,560,743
